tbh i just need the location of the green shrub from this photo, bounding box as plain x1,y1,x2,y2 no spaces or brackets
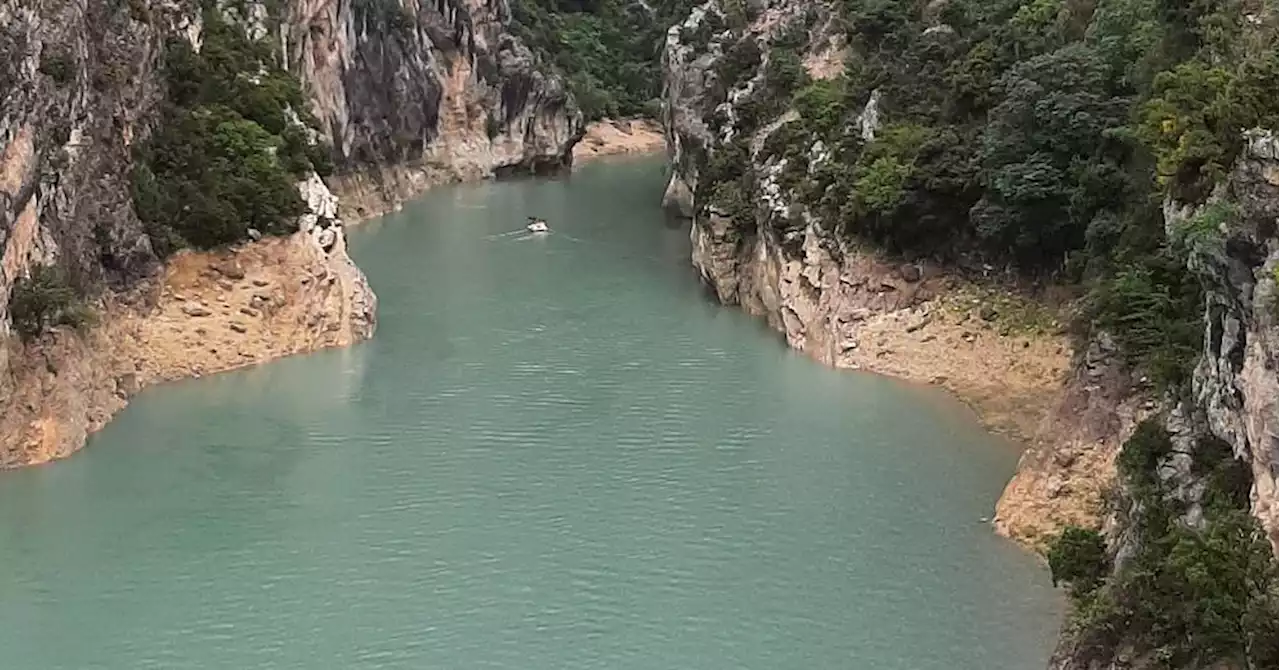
840,0,911,48
759,121,809,163
1088,253,1203,392
38,52,73,84
8,266,93,341
764,48,807,97
1137,62,1234,191
851,123,927,214
1116,419,1174,490
509,0,692,121
1171,199,1233,249
696,137,752,216
700,137,750,187
641,98,663,120
1065,411,1280,669
853,155,910,213
1048,527,1110,597
710,180,753,225
1114,511,1277,668
773,19,810,50
1137,56,1278,200
720,0,752,30
567,72,620,121
792,78,847,137
1193,436,1251,516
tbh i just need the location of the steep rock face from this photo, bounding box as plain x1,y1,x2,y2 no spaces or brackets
663,0,1277,554
289,0,584,218
1170,130,1279,551
662,1,1276,667
0,0,168,325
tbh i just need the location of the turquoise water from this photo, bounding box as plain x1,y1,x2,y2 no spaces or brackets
0,157,1060,668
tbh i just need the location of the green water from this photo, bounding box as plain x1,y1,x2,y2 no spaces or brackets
0,157,1060,669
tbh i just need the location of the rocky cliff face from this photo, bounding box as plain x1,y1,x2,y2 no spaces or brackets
1178,131,1279,552
1,0,577,466
1,0,166,310
289,0,584,218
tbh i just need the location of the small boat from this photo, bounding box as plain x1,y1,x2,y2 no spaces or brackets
526,218,549,233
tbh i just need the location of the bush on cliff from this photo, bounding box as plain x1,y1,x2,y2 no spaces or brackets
38,51,74,84
8,266,93,341
792,78,846,137
1047,527,1109,598
132,106,306,255
1087,254,1203,392
684,0,1273,395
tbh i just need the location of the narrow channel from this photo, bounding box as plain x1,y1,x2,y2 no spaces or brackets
0,157,1061,668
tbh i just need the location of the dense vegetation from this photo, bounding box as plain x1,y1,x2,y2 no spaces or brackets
510,0,697,120
131,8,332,256
689,0,1277,392
1048,422,1277,668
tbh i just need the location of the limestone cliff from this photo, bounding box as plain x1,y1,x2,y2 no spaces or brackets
1178,131,1279,553
288,0,584,219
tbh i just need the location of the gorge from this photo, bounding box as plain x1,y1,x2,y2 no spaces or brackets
0,156,1066,668
0,0,1277,667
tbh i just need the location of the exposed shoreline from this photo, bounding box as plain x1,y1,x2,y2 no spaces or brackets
572,118,667,161
681,196,1112,551
0,232,375,468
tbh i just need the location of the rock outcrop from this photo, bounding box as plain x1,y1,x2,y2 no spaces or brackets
0,226,376,467
1178,131,1279,552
